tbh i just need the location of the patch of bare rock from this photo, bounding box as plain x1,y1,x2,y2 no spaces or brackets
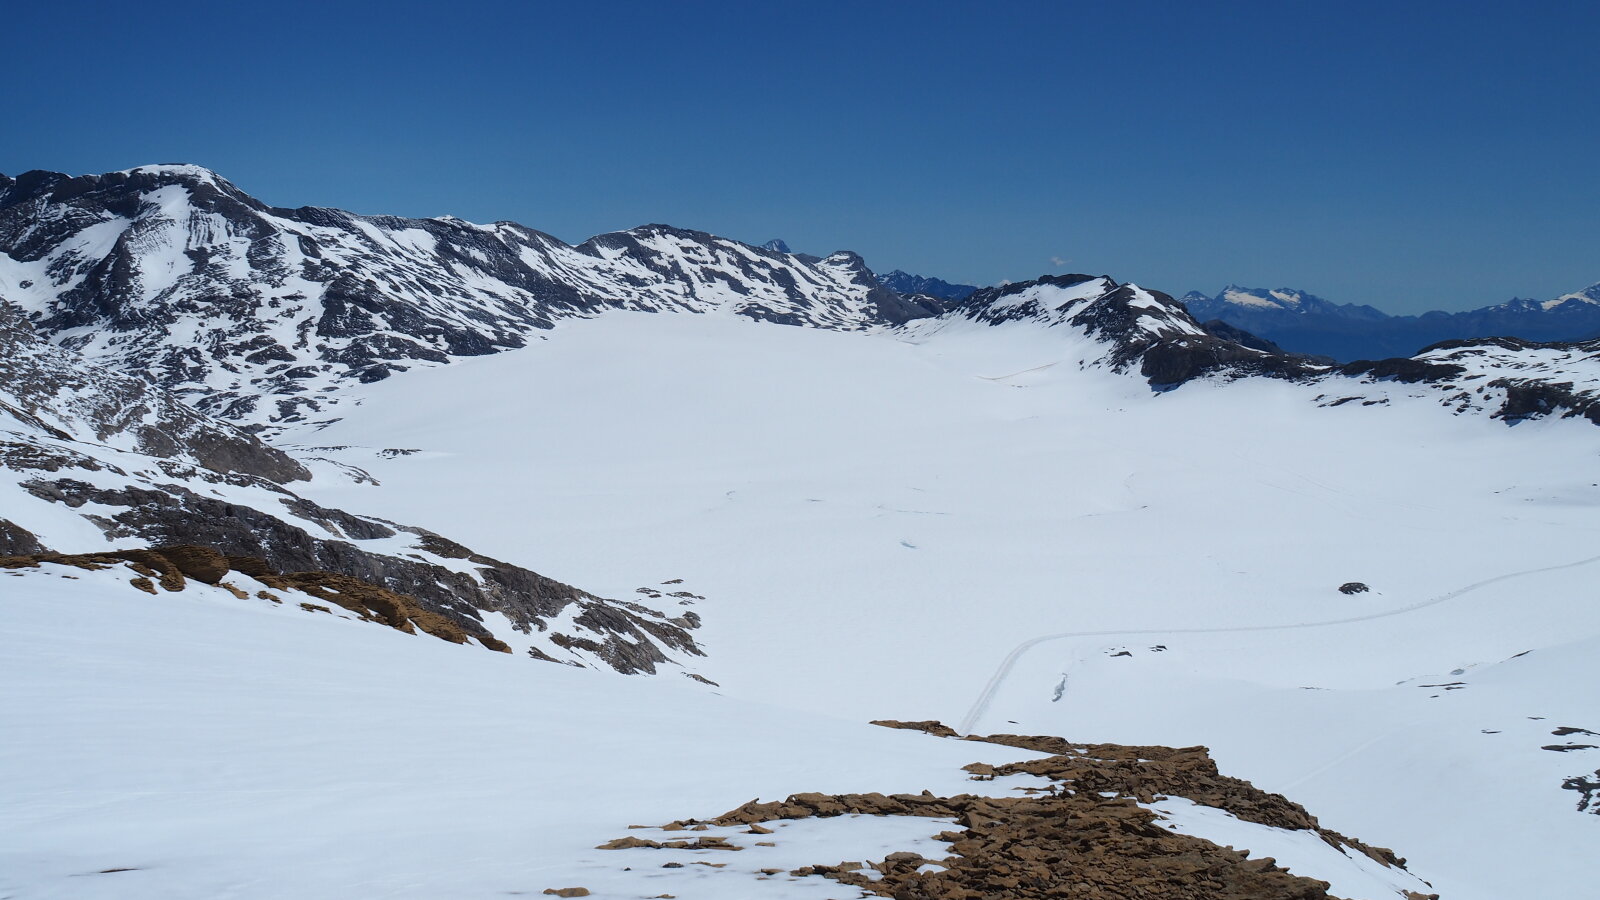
599,721,1437,900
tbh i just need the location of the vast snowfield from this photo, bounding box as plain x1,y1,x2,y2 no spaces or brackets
291,312,1600,898
3,563,1433,900
0,565,1051,899
6,309,1598,898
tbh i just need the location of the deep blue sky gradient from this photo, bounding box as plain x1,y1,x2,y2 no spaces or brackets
6,0,1596,312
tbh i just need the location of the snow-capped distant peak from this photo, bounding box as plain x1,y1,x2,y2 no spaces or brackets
1216,285,1307,310
114,163,227,181
1546,283,1600,309
429,214,487,229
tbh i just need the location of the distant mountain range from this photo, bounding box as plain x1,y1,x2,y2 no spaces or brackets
874,269,980,301
5,165,1598,440
1183,284,1600,362
758,246,979,302
868,271,1600,365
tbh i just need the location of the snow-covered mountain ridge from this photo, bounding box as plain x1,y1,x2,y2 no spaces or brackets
930,274,1324,384
943,274,1600,427
0,299,307,486
7,164,1600,434
0,165,931,434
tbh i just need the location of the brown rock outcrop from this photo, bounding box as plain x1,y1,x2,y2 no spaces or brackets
601,726,1435,900
155,545,230,584
1,546,515,653
871,719,961,737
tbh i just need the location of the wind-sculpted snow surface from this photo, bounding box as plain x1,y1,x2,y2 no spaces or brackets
0,166,925,434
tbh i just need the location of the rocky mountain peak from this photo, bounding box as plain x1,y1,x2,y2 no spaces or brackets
874,270,980,302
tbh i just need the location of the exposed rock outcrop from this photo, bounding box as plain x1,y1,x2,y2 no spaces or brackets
0,299,308,482
8,473,702,674
601,725,1434,900
0,547,512,651
1563,769,1600,814
0,518,45,555
869,719,961,738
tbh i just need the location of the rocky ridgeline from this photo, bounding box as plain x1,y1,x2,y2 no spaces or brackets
1,426,702,674
0,518,701,675
596,722,1436,900
0,545,512,650
1,466,702,675
13,466,701,673
5,544,702,672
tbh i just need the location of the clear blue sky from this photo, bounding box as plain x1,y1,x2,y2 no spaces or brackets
5,0,1596,312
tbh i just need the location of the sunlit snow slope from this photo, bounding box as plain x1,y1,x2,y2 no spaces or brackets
291,311,1600,900
0,563,1056,900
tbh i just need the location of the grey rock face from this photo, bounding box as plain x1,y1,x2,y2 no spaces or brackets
875,269,980,301
0,298,308,483
0,518,46,555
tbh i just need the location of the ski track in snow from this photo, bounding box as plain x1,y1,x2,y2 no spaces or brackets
959,550,1600,734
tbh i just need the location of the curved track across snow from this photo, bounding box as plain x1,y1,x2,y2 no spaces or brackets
957,551,1600,734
